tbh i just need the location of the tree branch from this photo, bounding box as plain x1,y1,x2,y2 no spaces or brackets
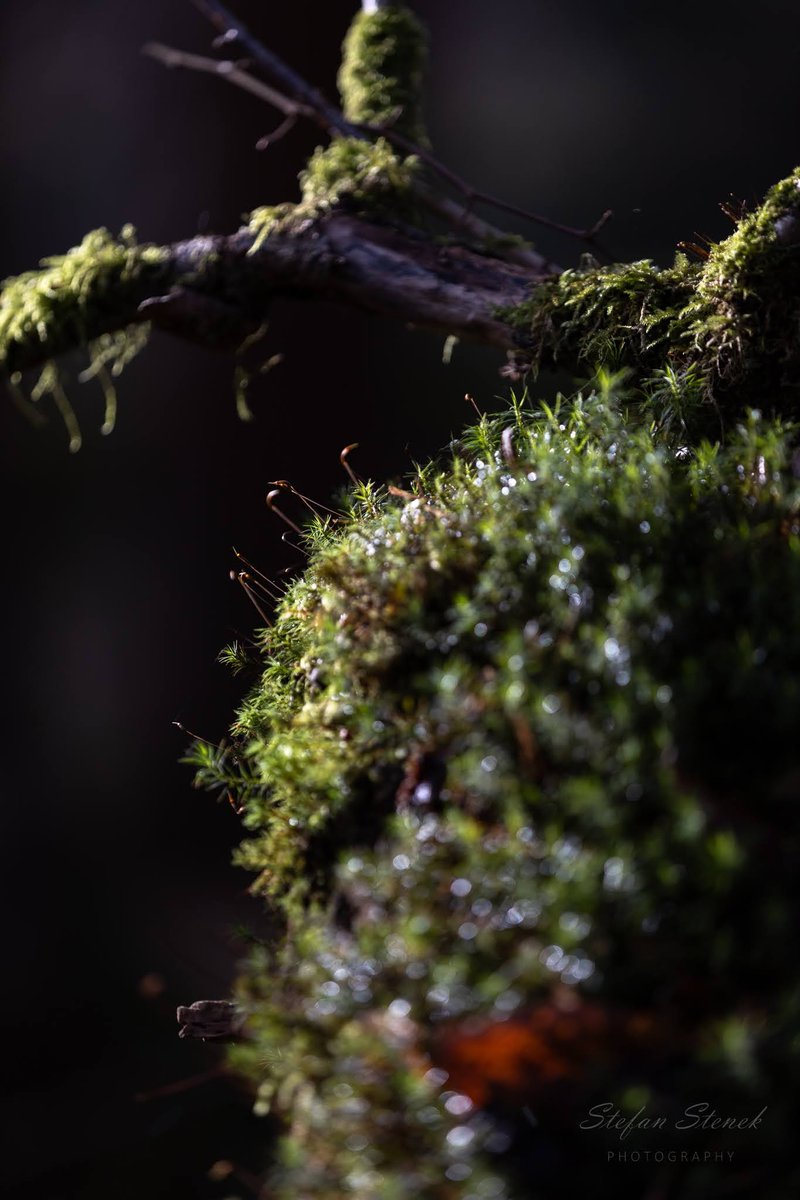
188,0,357,138
6,1,796,421
0,214,545,377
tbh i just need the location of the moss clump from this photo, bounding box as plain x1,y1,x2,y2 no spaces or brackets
248,137,418,250
339,3,429,146
193,386,800,1198
299,136,417,211
508,256,699,376
507,168,800,420
0,225,167,375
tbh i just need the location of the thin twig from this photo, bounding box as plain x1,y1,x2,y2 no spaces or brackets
144,42,311,120
256,112,297,151
187,0,358,138
418,186,558,272
359,120,612,243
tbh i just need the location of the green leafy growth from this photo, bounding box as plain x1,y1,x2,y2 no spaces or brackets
504,168,800,421
197,383,800,1198
338,3,430,146
0,226,167,445
248,138,418,249
0,225,167,375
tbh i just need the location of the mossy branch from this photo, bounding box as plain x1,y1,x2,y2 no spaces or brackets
0,212,546,379
4,2,800,427
6,169,800,420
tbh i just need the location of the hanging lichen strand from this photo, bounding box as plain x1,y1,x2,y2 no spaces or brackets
188,377,800,1198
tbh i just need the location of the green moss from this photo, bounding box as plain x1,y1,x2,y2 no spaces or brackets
248,138,418,251
339,3,429,146
299,136,417,210
0,225,167,375
505,168,800,422
506,255,698,374
192,387,800,1198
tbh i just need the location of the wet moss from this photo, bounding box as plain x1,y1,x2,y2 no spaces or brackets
192,385,800,1198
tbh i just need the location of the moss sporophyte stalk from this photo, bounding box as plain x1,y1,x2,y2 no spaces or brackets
187,383,800,1198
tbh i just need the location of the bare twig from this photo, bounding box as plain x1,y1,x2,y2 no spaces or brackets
256,113,298,151
187,0,358,138
418,186,558,273
359,120,612,244
143,42,312,121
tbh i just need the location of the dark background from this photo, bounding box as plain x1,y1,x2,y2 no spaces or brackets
0,2,798,1195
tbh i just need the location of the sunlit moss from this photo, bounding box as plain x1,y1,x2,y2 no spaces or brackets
248,138,418,251
504,168,800,422
191,386,800,1198
0,225,166,374
249,4,427,251
338,3,429,146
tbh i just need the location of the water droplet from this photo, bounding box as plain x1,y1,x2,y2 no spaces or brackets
447,1126,475,1149
414,781,433,805
604,856,628,890
424,1067,449,1088
604,637,621,661
540,944,565,971
495,989,522,1012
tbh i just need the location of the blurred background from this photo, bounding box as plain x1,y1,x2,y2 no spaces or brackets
0,1,798,1195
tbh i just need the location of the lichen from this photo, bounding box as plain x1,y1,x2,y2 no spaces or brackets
192,385,800,1198
338,3,429,146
